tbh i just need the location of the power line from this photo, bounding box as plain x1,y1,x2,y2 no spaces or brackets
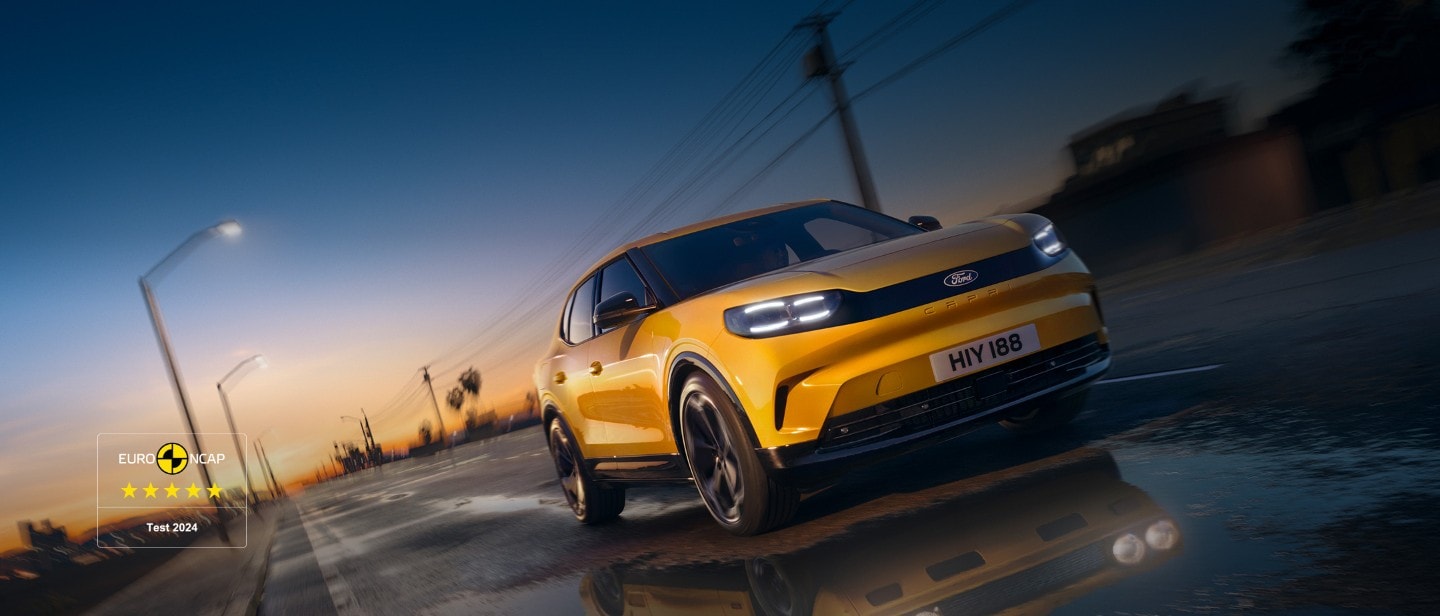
372,2,898,417
701,108,839,220
426,79,829,382
420,30,822,381
852,0,1038,104
422,31,809,373
841,0,950,63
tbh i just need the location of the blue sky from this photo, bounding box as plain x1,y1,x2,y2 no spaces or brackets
0,0,1312,549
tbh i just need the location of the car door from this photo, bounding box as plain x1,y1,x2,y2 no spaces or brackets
579,255,672,458
545,274,605,451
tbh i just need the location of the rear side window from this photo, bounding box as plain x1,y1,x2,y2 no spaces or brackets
563,276,597,344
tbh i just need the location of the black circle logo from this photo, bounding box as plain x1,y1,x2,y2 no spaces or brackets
157,442,188,475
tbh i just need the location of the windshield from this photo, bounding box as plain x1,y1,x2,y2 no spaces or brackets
639,201,924,300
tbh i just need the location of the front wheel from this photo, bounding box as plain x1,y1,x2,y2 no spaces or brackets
548,418,625,524
679,373,799,536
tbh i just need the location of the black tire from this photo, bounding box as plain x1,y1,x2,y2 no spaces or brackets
746,556,814,616
548,418,625,524
999,389,1089,434
679,373,799,535
583,567,626,616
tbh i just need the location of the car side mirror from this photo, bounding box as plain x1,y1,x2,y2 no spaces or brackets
593,291,655,331
908,215,941,231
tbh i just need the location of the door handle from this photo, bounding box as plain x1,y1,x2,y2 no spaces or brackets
554,371,566,384
589,361,603,375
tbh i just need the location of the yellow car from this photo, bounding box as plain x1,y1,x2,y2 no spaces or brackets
535,199,1109,534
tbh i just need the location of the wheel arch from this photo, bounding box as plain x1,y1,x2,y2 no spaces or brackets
668,352,763,456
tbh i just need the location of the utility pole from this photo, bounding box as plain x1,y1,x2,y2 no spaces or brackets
360,408,378,465
422,367,451,449
800,12,882,213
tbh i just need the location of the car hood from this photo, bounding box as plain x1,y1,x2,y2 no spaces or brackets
714,219,1031,299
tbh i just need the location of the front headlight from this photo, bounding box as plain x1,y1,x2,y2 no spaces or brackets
1033,223,1066,256
724,291,842,338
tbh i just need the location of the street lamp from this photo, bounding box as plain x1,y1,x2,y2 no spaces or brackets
139,219,241,545
255,433,285,499
218,354,266,509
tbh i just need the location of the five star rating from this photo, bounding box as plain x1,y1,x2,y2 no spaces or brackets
99,433,249,549
120,481,225,499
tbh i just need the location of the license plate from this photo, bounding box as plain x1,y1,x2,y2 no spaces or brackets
929,324,1042,382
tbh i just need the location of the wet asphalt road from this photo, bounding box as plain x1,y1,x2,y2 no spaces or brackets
260,227,1440,615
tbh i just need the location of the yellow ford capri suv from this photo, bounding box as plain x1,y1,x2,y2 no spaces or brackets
535,199,1109,535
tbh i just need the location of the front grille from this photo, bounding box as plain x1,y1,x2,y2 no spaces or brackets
818,335,1106,450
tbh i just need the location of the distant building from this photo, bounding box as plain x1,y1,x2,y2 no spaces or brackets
1066,92,1230,186
16,519,76,572
1270,82,1440,209
1034,91,1314,275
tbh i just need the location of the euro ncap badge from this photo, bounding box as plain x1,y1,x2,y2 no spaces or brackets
157,442,188,475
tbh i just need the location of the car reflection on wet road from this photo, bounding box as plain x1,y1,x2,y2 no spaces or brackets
578,449,1180,616
261,228,1440,615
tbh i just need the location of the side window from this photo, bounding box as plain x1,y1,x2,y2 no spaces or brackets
564,276,597,345
596,257,651,334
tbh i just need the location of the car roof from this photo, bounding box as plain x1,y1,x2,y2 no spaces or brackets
580,198,838,274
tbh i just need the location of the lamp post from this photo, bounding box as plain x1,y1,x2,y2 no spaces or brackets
255,434,285,498
140,219,241,546
218,354,266,508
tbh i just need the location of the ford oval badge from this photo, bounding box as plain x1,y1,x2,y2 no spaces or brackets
943,270,979,287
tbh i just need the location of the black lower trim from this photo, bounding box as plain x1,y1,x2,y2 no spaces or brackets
586,454,691,484
757,337,1109,483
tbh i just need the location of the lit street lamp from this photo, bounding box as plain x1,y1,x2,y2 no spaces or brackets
218,354,266,509
139,219,241,545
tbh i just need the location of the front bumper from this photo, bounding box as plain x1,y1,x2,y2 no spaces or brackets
756,334,1109,483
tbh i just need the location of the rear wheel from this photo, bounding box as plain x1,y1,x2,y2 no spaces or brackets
548,418,625,524
679,373,799,535
999,390,1088,434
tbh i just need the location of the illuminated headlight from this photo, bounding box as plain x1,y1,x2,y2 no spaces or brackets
1033,223,1065,256
724,291,842,337
1145,519,1180,551
1112,532,1146,566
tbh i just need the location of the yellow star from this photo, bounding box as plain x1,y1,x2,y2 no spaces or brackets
206,483,223,499
121,482,136,498
165,483,179,498
186,483,201,498
143,482,158,498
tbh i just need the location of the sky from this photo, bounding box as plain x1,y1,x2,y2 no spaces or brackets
0,0,1314,551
